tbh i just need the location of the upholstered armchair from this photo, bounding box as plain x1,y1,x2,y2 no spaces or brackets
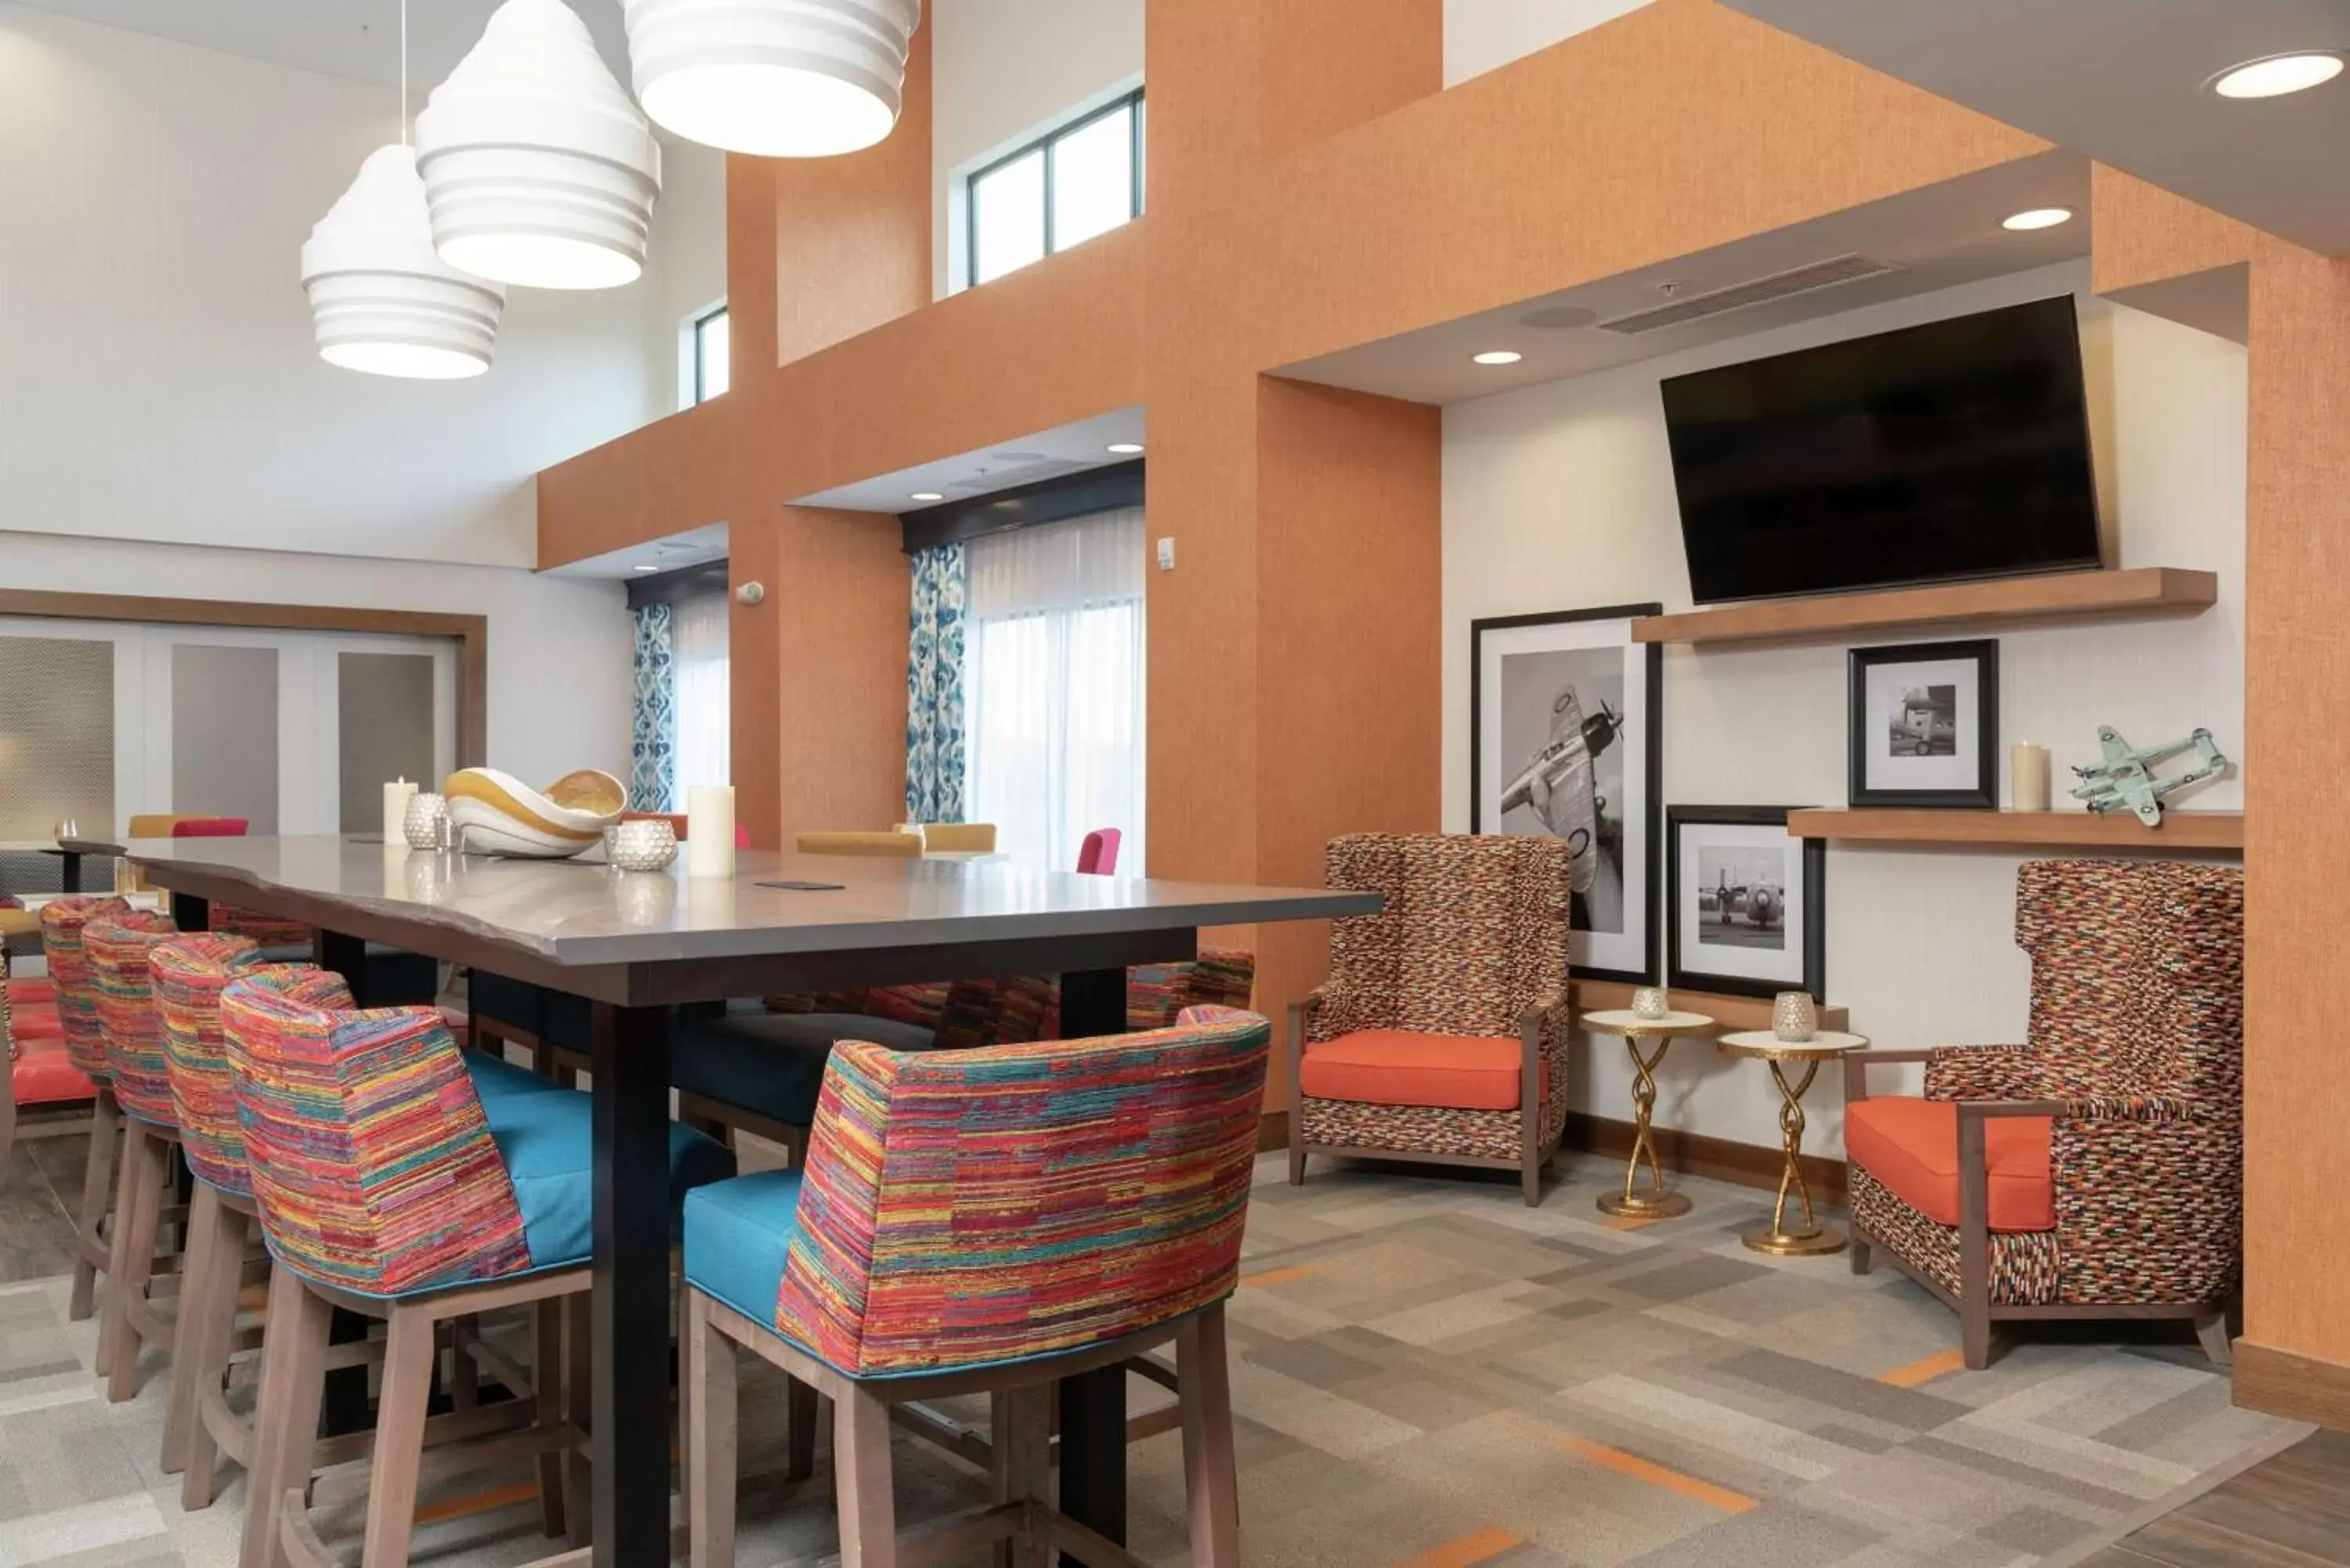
1289,833,1573,1205
1844,858,2243,1369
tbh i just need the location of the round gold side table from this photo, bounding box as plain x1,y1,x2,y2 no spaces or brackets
1716,1029,1869,1256
1582,1009,1717,1219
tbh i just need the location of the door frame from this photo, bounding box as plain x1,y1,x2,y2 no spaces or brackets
0,591,487,767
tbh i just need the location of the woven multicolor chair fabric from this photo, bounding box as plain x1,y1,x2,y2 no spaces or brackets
987,950,1260,1046
225,975,531,1298
86,909,183,1124
155,934,350,1195
36,895,133,1078
772,1003,1273,1377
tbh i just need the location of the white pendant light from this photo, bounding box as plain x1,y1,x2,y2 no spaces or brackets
302,2,504,379
623,0,921,157
418,0,663,290
302,146,505,379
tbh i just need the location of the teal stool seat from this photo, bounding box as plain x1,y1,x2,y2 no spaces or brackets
682,1170,804,1326
486,1089,736,1271
464,1048,569,1104
668,1005,935,1129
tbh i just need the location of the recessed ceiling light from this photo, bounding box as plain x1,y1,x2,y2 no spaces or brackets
2001,207,2073,231
2210,51,2345,99
909,491,945,502
1106,442,1144,454
1473,350,1524,366
632,564,658,573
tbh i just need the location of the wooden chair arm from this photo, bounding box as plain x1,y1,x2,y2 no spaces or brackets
1842,1047,1936,1102
1285,992,1321,1109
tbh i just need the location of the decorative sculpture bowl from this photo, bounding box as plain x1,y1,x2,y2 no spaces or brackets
606,818,678,873
443,767,624,859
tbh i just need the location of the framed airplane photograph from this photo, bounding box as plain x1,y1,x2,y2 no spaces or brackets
1848,638,2001,808
1667,805,1826,1001
1471,603,1662,984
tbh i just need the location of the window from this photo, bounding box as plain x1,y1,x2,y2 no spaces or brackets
688,304,730,407
967,92,1144,288
963,509,1146,872
671,592,731,798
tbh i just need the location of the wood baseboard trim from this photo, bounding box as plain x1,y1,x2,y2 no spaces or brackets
1564,1111,1846,1205
2232,1339,2350,1429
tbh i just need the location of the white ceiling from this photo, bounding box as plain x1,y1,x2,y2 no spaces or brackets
794,407,1148,513
1276,151,2092,405
1720,0,2350,256
545,521,729,580
9,0,633,92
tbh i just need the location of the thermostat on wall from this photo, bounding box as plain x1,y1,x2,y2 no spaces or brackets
1156,537,1175,571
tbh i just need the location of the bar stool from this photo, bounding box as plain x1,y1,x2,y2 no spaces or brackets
37,894,133,1332
226,978,737,1568
681,1004,1268,1568
86,909,188,1404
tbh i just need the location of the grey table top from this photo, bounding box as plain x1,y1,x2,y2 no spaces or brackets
124,834,1379,971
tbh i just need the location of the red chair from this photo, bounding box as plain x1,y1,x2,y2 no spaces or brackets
1077,827,1122,875
3,951,99,1169
621,810,751,849
170,818,250,838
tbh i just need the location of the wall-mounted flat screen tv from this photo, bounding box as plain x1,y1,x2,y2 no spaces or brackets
1660,295,2103,605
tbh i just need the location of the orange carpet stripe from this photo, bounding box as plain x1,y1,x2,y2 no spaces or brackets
412,1480,541,1527
1877,1348,1967,1388
1558,1436,1756,1514
1390,1526,1524,1568
1242,1262,1329,1288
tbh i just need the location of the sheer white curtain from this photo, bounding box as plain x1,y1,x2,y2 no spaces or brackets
671,591,731,798
964,508,1146,872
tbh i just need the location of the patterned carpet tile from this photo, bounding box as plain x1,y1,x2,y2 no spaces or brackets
0,1149,2299,1567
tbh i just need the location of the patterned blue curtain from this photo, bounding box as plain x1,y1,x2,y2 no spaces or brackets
630,602,676,811
905,543,967,823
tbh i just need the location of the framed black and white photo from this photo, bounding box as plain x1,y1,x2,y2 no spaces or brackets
1848,639,1999,809
1667,806,1825,1000
1471,603,1662,984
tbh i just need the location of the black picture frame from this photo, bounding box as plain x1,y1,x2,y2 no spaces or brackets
1470,602,1663,985
1847,638,2000,809
1666,805,1827,1001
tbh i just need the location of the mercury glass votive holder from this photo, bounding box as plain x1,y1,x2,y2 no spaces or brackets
608,818,679,873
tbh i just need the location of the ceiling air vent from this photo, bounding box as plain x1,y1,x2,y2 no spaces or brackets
1595,254,1903,334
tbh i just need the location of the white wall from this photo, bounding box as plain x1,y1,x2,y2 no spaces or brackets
1444,0,1657,86
0,4,714,569
931,0,1145,300
0,529,632,789
653,132,730,410
1442,262,2247,1154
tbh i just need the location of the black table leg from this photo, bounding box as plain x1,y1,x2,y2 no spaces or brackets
59,851,81,894
168,892,208,932
1058,966,1130,1566
591,1001,674,1568
314,929,368,1002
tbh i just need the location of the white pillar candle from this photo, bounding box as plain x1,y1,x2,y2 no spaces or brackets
382,778,418,844
686,785,736,878
2011,742,2052,812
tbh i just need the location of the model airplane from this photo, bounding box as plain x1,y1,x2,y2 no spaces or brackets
1499,688,1622,896
2070,726,2228,826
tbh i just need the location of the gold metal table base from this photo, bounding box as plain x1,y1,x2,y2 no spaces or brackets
1741,1057,1842,1255
1599,1035,1692,1219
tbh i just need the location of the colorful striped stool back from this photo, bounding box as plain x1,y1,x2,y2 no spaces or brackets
780,1003,1274,1377
155,934,343,1194
223,976,530,1298
37,896,132,1078
86,910,183,1124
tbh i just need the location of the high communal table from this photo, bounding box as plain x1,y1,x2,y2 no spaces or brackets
126,833,1379,1568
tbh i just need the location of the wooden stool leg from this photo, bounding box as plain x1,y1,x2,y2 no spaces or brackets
994,1386,1051,1568
181,1202,254,1512
240,1266,332,1568
71,1089,121,1326
532,1299,566,1539
359,1306,436,1568
687,1294,739,1568
834,1386,897,1568
162,1181,226,1473
561,1288,592,1551
102,1124,164,1403
1179,1305,1241,1568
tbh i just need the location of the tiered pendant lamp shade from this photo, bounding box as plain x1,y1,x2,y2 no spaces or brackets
301,146,505,380
417,0,663,291
623,0,922,157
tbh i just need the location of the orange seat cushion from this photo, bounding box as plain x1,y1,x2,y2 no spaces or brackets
10,1037,98,1106
11,1003,65,1039
1846,1095,2055,1232
1300,1031,1544,1111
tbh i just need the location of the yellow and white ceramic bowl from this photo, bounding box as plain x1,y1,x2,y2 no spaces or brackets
443,767,625,859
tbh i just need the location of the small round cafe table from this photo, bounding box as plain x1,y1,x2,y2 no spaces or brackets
1716,1029,1870,1256
1582,1009,1716,1219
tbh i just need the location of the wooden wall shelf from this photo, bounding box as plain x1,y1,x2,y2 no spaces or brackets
1632,567,2218,647
1786,807,2244,851
1571,980,1849,1035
